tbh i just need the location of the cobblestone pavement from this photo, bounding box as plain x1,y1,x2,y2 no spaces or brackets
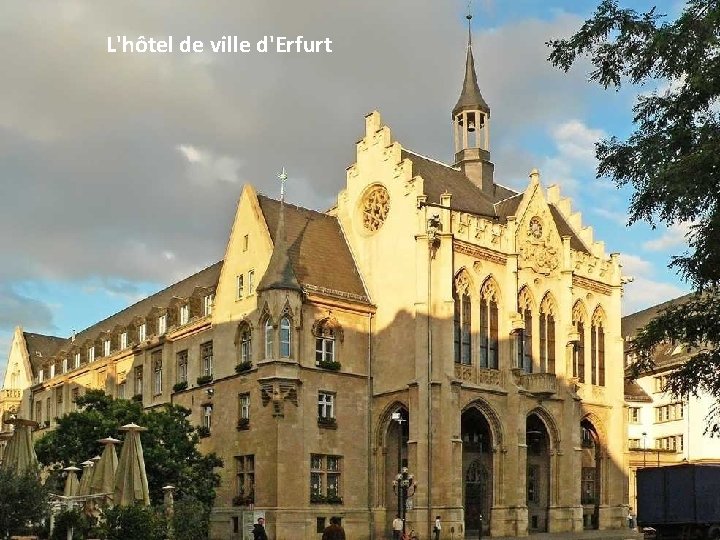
462,530,644,540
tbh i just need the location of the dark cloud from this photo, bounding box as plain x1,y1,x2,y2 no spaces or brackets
0,284,55,331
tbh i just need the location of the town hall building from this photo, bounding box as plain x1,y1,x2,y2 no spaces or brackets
1,25,629,540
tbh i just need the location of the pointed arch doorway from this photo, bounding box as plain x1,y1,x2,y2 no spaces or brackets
526,413,551,532
580,418,601,530
462,408,493,536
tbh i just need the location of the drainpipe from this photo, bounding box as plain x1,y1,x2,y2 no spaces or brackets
367,312,375,539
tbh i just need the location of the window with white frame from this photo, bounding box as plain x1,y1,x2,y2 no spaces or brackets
248,270,255,294
179,305,189,325
117,379,126,399
279,316,291,358
318,392,335,419
628,407,641,423
152,351,163,395
49,364,55,378
120,332,128,349
264,318,273,358
88,346,95,363
310,454,342,502
138,323,147,342
134,366,143,397
62,357,68,374
158,314,167,335
103,339,111,357
203,294,214,316
628,438,641,449
74,352,81,369
239,325,252,364
200,341,213,377
39,369,44,383
202,405,213,430
176,350,188,383
315,322,336,365
237,275,244,299
238,393,250,421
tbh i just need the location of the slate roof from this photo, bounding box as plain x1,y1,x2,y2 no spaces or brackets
621,294,693,338
401,150,591,254
23,333,66,373
453,43,490,115
257,196,369,303
22,262,222,374
624,379,653,403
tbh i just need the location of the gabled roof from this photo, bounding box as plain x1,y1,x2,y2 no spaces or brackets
23,333,65,372
257,196,370,303
621,294,693,338
624,379,652,402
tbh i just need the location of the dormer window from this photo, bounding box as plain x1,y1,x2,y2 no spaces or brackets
203,294,214,316
139,323,147,342
88,346,95,363
120,332,128,349
49,364,55,378
62,358,68,374
39,369,44,383
179,305,189,325
103,339,111,357
158,314,167,335
74,353,81,369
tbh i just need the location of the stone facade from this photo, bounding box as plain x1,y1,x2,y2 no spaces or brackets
1,33,630,540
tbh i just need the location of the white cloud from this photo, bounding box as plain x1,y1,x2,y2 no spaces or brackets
619,252,688,314
619,253,652,276
643,222,692,251
176,144,243,185
593,207,628,227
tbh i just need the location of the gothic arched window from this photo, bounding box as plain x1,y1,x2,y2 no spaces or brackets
573,302,587,383
591,308,606,386
539,294,557,374
518,288,534,373
264,318,273,359
239,324,252,364
279,316,292,358
479,280,499,369
454,289,472,365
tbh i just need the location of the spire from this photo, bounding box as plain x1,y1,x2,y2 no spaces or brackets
452,12,489,116
257,169,302,293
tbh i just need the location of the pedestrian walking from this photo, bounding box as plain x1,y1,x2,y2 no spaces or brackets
392,515,403,540
253,517,268,540
433,515,442,540
322,515,346,540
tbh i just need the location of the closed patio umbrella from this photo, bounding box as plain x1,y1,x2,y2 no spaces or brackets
113,423,150,507
63,466,81,497
0,431,15,469
77,460,94,496
89,437,120,500
2,419,39,474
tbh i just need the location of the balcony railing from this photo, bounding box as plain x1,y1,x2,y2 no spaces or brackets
519,372,558,397
454,364,505,387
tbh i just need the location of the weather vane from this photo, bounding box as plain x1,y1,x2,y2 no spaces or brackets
467,0,473,20
277,167,288,202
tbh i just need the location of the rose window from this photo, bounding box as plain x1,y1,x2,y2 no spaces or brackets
361,186,390,232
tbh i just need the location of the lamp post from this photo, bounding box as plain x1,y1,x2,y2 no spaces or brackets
391,411,405,528
642,432,647,467
393,466,417,537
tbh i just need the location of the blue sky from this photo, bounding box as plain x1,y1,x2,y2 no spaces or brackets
0,0,689,378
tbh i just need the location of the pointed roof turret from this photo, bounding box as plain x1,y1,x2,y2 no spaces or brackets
452,14,490,116
257,169,302,293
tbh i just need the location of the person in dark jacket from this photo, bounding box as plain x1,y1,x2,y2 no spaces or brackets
322,516,346,540
253,517,268,540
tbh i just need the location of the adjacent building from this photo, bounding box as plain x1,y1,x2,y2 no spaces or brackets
1,29,630,539
623,296,720,513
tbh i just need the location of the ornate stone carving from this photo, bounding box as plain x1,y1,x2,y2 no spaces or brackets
518,209,561,275
361,185,390,232
453,364,505,386
454,240,507,264
260,379,299,417
572,275,612,296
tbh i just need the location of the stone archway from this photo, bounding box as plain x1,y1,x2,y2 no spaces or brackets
580,418,602,530
462,407,493,535
526,413,551,533
380,404,409,534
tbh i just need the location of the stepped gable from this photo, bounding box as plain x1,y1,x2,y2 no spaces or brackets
23,333,65,373
257,195,369,303
402,150,497,216
547,204,591,254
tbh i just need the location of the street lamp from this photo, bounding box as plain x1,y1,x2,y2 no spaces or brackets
393,466,417,537
642,432,647,467
391,411,405,529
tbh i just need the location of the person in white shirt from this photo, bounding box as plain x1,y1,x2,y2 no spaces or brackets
392,515,403,540
433,515,442,540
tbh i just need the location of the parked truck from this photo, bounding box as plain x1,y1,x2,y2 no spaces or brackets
638,463,720,539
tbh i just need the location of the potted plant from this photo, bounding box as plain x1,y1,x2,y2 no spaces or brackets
317,360,341,371
236,417,250,430
132,394,143,402
197,426,210,438
196,375,213,386
317,416,337,429
235,361,252,374
172,381,188,393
